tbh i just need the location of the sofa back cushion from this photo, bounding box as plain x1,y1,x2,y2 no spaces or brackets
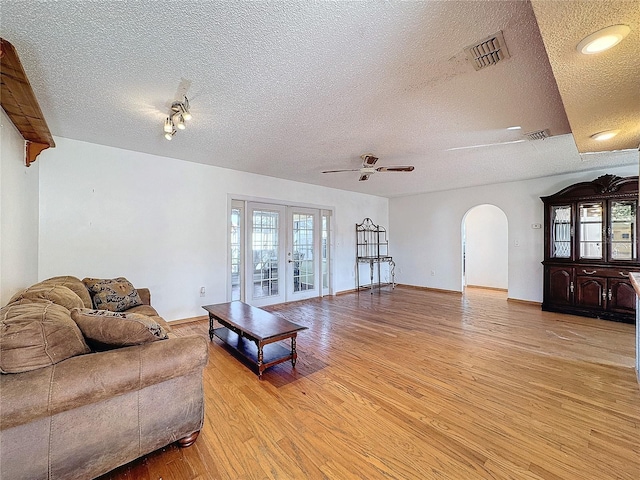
8,284,85,311
82,277,142,312
71,308,168,349
38,276,93,308
0,302,90,374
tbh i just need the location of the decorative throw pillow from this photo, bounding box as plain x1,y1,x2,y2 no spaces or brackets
0,302,90,374
71,308,168,349
82,277,142,312
8,284,85,312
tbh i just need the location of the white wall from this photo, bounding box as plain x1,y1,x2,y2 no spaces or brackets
0,109,40,304
38,137,388,320
464,204,508,289
390,164,639,302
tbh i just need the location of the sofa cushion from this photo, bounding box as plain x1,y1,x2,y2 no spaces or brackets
38,276,93,309
0,335,208,430
82,277,142,312
8,284,85,312
71,308,168,349
0,302,90,374
124,304,159,317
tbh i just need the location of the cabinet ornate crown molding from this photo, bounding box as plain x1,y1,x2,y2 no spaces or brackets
541,174,639,324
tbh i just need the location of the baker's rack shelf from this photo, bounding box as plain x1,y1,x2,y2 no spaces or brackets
356,218,395,293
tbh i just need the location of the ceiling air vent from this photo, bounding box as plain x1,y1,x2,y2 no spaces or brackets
464,31,510,71
524,129,551,141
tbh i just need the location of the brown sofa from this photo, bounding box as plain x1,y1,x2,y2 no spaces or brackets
0,276,208,480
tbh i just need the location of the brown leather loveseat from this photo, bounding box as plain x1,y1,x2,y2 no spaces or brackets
0,276,208,480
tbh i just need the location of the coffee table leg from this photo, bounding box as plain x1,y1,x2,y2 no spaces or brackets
291,335,298,367
257,342,264,380
208,314,214,341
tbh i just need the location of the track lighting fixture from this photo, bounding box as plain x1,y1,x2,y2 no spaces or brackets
162,96,191,140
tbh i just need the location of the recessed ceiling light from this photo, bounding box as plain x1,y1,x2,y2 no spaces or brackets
577,25,630,54
591,130,620,141
507,126,521,130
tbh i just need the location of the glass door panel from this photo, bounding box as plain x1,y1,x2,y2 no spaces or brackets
230,203,243,301
578,202,603,260
551,205,572,258
247,203,286,307
321,211,331,294
609,200,637,261
287,207,319,301
292,213,314,292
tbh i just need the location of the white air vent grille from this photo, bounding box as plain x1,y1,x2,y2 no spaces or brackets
524,129,551,141
464,31,510,71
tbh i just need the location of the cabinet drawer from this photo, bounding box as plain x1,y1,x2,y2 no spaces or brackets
577,268,638,279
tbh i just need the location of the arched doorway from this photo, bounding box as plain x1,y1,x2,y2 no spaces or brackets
462,204,508,292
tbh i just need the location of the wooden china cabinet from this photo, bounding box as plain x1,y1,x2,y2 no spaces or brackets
541,174,640,324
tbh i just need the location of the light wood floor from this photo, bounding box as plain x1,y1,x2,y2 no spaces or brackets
99,287,640,480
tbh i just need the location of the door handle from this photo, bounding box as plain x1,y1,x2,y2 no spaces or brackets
608,289,612,301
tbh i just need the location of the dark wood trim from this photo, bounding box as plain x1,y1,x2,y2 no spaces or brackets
0,38,55,166
507,297,542,307
466,285,507,292
169,315,208,326
541,174,639,203
398,284,463,295
336,288,358,295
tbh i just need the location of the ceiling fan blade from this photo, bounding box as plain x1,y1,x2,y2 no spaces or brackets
359,174,370,182
376,166,415,172
361,154,379,167
322,169,361,173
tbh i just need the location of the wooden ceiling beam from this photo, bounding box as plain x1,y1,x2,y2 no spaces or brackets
0,38,55,167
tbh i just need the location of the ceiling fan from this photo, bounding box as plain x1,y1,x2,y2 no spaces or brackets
322,154,415,182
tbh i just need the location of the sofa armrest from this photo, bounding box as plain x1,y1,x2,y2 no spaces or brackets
0,335,208,430
137,287,151,305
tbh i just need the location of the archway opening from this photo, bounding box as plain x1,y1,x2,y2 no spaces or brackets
462,204,508,294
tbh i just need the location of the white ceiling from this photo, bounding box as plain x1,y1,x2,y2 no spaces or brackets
1,1,638,198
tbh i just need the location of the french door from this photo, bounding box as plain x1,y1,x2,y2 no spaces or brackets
287,207,320,302
239,202,322,307
246,203,287,307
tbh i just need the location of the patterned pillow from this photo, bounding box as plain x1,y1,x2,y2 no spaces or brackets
82,277,142,312
71,308,168,349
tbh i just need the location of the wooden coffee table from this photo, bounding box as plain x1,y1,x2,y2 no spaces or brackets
202,301,307,379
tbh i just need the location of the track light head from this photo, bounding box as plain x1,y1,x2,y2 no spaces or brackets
163,96,192,139
182,96,192,121
164,129,175,141
163,117,173,133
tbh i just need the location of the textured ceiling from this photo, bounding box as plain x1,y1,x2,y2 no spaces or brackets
532,0,640,154
1,1,638,198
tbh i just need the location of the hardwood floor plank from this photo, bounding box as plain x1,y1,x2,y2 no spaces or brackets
99,287,639,480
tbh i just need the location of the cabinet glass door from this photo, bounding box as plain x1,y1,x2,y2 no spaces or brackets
551,205,572,258
578,202,603,259
609,200,637,261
